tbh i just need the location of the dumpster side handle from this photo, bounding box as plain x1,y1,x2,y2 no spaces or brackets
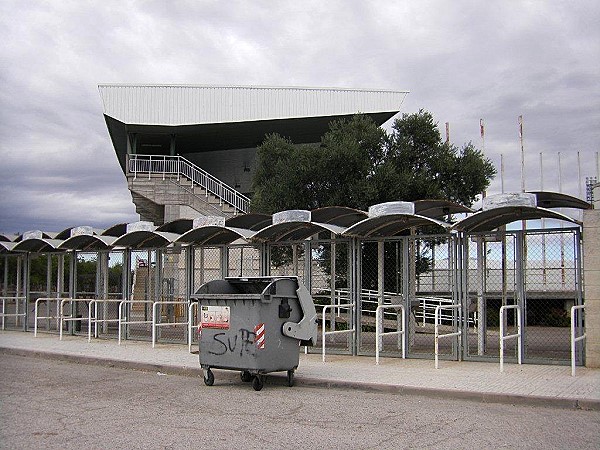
282,282,318,346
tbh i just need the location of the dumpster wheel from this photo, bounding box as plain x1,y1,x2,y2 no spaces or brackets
240,371,253,382
252,375,264,391
287,370,294,387
203,369,214,386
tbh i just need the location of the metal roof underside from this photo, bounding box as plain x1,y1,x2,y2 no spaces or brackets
176,226,254,245
344,215,448,238
225,213,272,231
413,200,472,219
251,222,346,242
112,231,180,249
310,207,368,227
528,191,592,210
58,235,117,251
12,239,63,253
452,206,579,232
156,219,195,234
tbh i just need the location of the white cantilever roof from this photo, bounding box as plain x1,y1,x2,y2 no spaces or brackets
98,84,409,126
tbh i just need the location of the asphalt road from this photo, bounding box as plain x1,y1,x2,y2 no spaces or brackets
0,353,598,449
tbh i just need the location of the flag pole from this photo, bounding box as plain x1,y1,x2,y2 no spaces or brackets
501,153,505,193
519,115,526,231
480,118,486,199
519,115,525,193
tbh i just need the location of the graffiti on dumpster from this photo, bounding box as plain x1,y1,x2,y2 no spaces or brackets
208,328,256,357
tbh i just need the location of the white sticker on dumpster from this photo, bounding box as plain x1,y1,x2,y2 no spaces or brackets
200,306,230,329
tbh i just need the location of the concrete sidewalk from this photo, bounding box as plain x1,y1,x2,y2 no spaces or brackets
1,330,599,410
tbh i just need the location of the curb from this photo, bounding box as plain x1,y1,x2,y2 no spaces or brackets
2,346,599,411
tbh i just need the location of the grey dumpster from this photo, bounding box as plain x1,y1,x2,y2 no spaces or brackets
192,276,318,391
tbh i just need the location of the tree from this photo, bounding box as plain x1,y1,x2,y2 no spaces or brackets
251,110,495,213
251,114,386,213
251,111,496,288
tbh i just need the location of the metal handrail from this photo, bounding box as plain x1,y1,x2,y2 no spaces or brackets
499,304,522,372
59,298,95,340
151,301,189,348
571,305,586,377
128,154,250,213
375,304,406,365
434,304,462,369
117,300,154,345
188,302,199,354
87,299,124,342
34,297,64,336
1,296,26,330
322,303,355,362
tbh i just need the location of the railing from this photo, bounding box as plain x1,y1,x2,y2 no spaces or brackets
128,154,250,214
34,298,63,336
188,302,199,353
1,296,26,330
571,305,586,377
88,299,123,342
59,299,95,340
322,303,355,362
434,304,462,369
316,288,470,326
151,301,188,348
499,304,522,372
118,300,154,345
375,304,405,365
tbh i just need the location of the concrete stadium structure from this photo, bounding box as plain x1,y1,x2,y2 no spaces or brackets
99,84,408,224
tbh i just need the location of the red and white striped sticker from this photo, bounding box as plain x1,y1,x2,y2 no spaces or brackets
254,323,265,349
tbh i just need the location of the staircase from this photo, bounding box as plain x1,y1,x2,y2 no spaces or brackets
127,155,250,224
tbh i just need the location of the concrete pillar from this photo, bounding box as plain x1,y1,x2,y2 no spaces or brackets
583,208,600,367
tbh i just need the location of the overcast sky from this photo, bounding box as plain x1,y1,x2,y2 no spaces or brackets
1,0,598,233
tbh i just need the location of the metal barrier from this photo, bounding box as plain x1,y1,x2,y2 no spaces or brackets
375,304,405,365
571,305,586,377
118,300,154,345
434,304,462,369
151,301,188,348
499,304,522,372
188,301,199,353
59,298,95,340
87,299,123,342
34,297,64,336
1,296,26,330
322,303,355,362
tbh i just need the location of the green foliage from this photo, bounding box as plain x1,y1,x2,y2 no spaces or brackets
251,110,496,212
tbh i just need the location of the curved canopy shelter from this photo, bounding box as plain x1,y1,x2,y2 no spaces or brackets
176,216,255,246
344,202,449,238
0,233,18,242
58,232,117,252
310,206,368,227
12,231,63,253
111,221,179,249
251,210,347,243
55,226,104,240
0,241,16,253
55,226,116,251
156,218,196,235
527,191,592,210
452,193,580,233
225,213,272,231
13,230,58,242
101,223,129,237
413,199,472,219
